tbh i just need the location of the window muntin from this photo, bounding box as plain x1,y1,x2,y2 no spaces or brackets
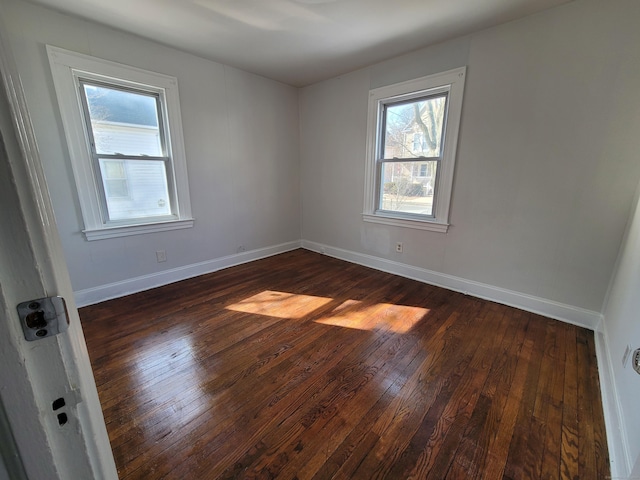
363,67,466,233
47,46,193,240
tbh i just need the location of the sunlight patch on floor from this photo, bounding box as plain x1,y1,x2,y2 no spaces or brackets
227,291,428,333
226,290,333,319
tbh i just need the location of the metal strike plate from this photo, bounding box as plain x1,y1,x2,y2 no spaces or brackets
17,296,69,341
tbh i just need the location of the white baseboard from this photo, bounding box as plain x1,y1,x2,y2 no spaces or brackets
595,323,631,479
301,240,602,330
76,238,602,328
74,241,301,307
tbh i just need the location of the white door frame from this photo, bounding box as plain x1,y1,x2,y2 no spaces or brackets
631,452,640,479
0,7,118,480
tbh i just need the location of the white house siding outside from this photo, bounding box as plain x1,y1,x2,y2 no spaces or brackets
93,121,171,221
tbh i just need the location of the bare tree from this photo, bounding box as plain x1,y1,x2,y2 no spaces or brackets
381,96,445,213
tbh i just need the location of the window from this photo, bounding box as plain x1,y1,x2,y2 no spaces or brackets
47,46,193,240
363,67,466,232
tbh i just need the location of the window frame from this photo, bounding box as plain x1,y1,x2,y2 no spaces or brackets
47,45,193,241
363,67,466,233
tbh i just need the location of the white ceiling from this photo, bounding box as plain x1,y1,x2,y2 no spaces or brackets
28,0,572,87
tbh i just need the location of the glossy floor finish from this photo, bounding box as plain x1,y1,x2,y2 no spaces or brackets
79,249,609,479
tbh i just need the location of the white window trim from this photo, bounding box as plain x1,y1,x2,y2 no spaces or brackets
363,67,466,233
47,45,193,241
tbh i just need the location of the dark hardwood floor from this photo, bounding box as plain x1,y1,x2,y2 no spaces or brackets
79,249,609,479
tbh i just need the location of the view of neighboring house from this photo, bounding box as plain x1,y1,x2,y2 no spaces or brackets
84,83,172,221
380,94,446,215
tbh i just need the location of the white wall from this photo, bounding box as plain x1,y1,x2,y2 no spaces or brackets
300,0,640,317
600,180,640,477
2,0,300,298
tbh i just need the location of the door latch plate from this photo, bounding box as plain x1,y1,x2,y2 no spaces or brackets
17,296,69,341
634,348,640,376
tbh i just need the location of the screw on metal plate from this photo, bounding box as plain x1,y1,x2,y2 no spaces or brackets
16,296,69,341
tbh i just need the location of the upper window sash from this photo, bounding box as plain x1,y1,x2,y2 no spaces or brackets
77,78,169,160
378,91,449,162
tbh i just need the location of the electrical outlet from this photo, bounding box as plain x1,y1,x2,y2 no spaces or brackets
156,250,167,263
623,344,632,367
395,242,403,253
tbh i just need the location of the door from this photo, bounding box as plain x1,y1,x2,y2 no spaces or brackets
0,16,118,480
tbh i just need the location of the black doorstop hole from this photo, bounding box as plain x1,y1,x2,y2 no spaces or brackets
57,413,68,426
52,397,65,410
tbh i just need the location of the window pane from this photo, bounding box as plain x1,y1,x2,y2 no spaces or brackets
105,179,129,198
379,161,438,216
384,95,447,159
83,84,163,156
103,159,126,179
99,158,171,221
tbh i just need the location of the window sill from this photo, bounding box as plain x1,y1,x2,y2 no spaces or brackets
362,213,449,233
83,218,194,241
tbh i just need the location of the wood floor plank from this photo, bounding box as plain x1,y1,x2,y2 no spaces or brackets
538,322,565,480
453,309,530,480
561,324,580,480
480,312,535,480
576,327,598,480
587,333,611,477
383,304,512,479
78,249,610,480
503,314,548,480
309,331,441,480
348,306,477,479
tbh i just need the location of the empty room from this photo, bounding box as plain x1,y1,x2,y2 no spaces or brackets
0,0,639,479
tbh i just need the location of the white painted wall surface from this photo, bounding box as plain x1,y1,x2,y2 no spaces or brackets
300,0,640,314
601,181,640,477
1,0,300,295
